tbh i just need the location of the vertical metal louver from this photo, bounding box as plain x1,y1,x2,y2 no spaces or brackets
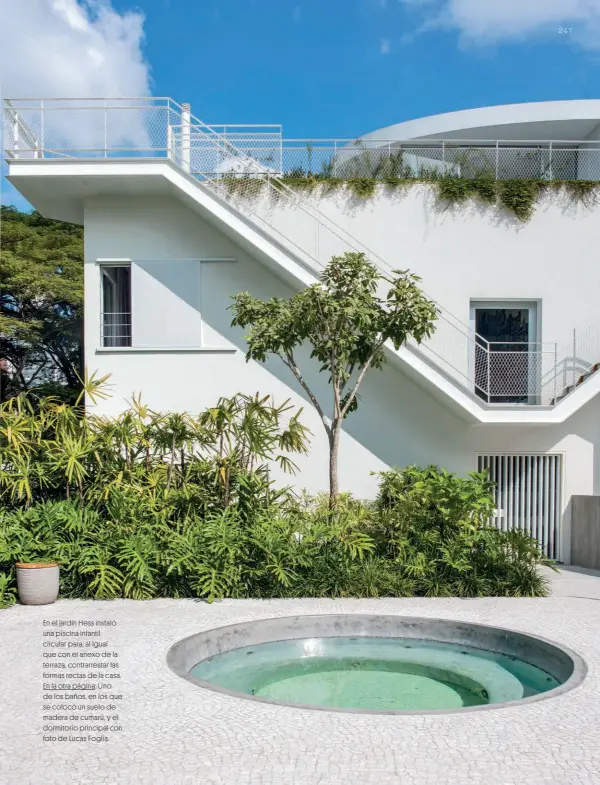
476,454,563,560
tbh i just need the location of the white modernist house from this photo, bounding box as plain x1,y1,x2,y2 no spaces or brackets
5,97,600,564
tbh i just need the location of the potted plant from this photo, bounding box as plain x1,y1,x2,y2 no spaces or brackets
16,562,60,605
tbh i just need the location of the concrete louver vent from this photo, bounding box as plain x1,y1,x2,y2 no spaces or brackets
477,454,563,561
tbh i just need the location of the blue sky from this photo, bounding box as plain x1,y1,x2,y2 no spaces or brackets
134,0,600,136
3,0,600,210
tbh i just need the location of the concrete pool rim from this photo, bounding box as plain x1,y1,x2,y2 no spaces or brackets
166,613,588,715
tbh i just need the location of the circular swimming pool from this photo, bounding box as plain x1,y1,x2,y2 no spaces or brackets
167,615,585,714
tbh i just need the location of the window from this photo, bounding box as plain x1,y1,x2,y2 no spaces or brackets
101,265,131,347
470,301,538,404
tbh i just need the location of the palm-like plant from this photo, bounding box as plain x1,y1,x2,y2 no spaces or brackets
0,385,552,608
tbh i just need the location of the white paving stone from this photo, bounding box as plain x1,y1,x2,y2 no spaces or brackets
1,569,600,785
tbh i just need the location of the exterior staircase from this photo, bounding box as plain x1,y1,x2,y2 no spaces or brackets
4,96,600,411
551,362,600,405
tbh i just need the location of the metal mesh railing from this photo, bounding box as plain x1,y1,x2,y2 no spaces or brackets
3,97,183,158
277,140,598,181
6,97,600,406
3,99,282,162
170,126,283,175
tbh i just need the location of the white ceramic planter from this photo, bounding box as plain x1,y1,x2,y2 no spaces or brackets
16,563,60,605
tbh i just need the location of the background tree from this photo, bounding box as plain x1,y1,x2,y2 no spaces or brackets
231,251,439,505
0,206,83,402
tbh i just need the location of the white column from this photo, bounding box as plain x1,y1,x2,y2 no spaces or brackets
181,102,191,173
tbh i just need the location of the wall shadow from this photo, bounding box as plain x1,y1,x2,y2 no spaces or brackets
200,249,469,475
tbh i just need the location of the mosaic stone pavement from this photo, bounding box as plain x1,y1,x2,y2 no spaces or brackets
1,568,599,785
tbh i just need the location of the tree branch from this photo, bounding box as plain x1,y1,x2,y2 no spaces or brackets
282,350,331,436
331,346,341,420
340,334,386,418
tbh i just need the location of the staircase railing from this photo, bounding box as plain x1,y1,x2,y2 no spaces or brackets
4,97,597,406
168,109,566,405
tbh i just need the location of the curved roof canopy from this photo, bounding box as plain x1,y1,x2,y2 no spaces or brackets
361,100,600,143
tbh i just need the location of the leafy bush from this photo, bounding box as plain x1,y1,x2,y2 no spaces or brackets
0,453,552,606
0,386,309,511
374,466,551,597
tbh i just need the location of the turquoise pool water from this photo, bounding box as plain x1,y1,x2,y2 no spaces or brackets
190,637,560,711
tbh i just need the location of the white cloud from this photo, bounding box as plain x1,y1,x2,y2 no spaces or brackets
0,0,150,98
0,0,152,155
400,0,600,48
380,38,391,54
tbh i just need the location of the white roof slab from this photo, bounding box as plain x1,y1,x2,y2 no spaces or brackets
361,99,600,142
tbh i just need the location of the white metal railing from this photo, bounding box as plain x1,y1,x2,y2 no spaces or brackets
5,97,600,406
101,312,132,347
278,138,600,181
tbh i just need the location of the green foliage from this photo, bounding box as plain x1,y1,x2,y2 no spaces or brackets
561,179,599,206
0,386,310,511
231,252,439,502
0,383,551,603
0,206,83,401
0,462,551,605
497,180,541,222
374,465,551,597
346,178,378,198
437,176,498,207
223,157,600,220
0,573,17,608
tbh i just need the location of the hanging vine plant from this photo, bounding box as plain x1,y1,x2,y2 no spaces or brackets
497,180,542,222
219,168,600,222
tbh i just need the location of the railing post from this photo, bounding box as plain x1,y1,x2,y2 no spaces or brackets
553,343,558,405
279,128,283,174
182,102,191,173
495,141,499,180
442,140,445,169
167,124,172,161
572,328,577,388
487,345,491,403
40,99,44,158
12,110,19,159
548,141,553,181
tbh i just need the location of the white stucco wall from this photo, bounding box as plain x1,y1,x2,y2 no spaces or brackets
264,184,600,351
84,195,471,496
83,189,600,562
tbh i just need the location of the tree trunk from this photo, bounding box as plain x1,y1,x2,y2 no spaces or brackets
328,423,341,508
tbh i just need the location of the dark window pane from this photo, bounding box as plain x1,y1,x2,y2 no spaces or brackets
475,307,531,404
101,266,131,347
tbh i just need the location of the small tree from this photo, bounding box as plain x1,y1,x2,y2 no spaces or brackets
231,252,439,505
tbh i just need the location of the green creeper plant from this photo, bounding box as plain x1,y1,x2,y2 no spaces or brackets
231,252,439,505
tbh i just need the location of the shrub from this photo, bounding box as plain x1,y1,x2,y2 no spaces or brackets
0,390,552,605
0,462,552,606
374,465,551,597
0,389,309,511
